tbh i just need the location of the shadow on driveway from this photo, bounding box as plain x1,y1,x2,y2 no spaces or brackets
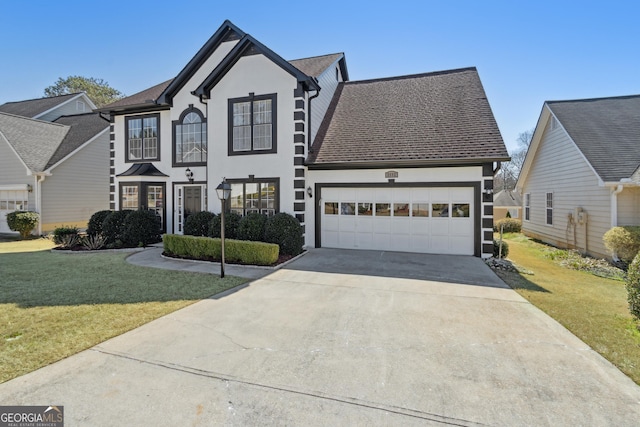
284,248,509,288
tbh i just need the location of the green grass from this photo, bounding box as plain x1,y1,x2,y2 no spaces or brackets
0,239,246,383
495,234,640,384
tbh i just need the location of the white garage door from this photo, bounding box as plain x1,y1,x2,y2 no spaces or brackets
321,187,474,255
0,190,29,233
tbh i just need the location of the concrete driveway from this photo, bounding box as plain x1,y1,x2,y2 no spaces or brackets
2,249,639,425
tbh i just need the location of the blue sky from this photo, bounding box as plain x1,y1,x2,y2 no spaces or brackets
1,1,638,151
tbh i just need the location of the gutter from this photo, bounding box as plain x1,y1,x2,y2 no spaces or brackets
307,82,320,151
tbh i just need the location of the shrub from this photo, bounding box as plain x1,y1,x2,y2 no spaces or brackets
81,234,106,250
6,211,39,238
163,234,279,266
52,226,79,245
505,210,512,218
102,210,133,247
494,218,522,233
122,210,162,247
237,213,268,241
87,210,112,236
264,213,304,256
59,233,80,249
626,252,640,322
603,226,640,262
184,211,216,236
208,212,242,239
493,239,509,258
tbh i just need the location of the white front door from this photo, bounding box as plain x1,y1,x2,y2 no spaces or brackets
321,187,475,255
0,190,29,233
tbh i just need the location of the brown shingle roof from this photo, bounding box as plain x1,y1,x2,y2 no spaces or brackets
547,95,640,182
309,68,509,166
101,79,173,110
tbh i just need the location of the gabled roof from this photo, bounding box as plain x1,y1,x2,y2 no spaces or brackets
289,53,348,80
48,113,109,169
194,33,320,98
0,93,86,119
101,79,173,112
0,112,69,172
308,67,509,167
493,190,522,207
547,95,640,182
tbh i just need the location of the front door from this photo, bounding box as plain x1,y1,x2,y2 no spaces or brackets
175,185,204,234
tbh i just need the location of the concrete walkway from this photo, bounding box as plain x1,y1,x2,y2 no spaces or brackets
2,249,640,425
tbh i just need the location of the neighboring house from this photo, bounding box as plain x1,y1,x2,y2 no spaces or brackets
101,20,509,257
517,95,640,259
493,190,522,219
0,93,110,234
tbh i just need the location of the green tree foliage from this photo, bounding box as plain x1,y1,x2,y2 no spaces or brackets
44,76,124,108
6,211,39,238
626,253,640,322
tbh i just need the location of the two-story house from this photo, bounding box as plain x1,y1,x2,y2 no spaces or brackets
0,93,110,234
102,20,509,257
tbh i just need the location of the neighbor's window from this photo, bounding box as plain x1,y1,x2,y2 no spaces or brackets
229,94,277,154
174,109,206,165
546,192,553,225
126,114,159,161
508,208,519,219
229,179,278,216
524,193,530,221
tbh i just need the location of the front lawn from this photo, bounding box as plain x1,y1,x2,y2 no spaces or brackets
494,234,640,385
0,239,246,383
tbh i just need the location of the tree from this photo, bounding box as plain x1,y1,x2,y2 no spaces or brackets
44,76,124,108
495,129,533,191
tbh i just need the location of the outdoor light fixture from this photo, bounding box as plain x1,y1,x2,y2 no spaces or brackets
483,188,494,195
185,168,194,183
307,186,313,198
215,179,232,278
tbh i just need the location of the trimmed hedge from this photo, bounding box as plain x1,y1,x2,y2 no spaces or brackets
52,226,79,244
237,213,268,241
603,226,640,262
494,218,522,233
6,211,39,238
102,210,133,247
123,210,162,247
184,211,216,236
163,234,279,266
208,212,242,239
264,213,304,256
627,252,640,322
87,210,112,236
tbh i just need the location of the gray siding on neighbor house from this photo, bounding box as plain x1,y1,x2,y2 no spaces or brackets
311,63,342,143
40,131,109,230
521,121,611,258
0,137,37,207
617,187,640,226
37,98,88,121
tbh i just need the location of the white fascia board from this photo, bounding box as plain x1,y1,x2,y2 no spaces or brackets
0,184,30,191
45,127,109,173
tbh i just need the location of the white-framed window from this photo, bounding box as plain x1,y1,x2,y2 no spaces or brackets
550,116,557,131
76,100,85,112
546,192,553,225
524,193,530,221
508,208,519,219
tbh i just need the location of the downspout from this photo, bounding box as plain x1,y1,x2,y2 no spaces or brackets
610,184,623,228
199,95,209,212
307,84,320,152
35,174,46,235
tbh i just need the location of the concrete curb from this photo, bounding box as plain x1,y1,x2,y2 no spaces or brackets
159,249,309,271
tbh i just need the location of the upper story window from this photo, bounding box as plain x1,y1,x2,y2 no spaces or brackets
126,114,160,162
228,93,277,155
76,100,85,112
173,108,207,165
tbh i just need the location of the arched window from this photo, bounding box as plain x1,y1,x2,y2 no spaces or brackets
174,108,207,165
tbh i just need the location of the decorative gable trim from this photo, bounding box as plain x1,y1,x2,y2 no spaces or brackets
193,34,320,99
156,20,247,106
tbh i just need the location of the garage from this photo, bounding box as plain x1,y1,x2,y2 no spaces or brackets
320,186,476,255
0,188,29,233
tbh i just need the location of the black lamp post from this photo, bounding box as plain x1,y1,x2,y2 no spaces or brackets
215,179,231,278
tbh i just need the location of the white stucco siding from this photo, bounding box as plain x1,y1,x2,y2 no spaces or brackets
617,187,640,226
206,54,299,215
310,63,341,143
521,123,611,258
40,131,110,231
305,166,484,248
